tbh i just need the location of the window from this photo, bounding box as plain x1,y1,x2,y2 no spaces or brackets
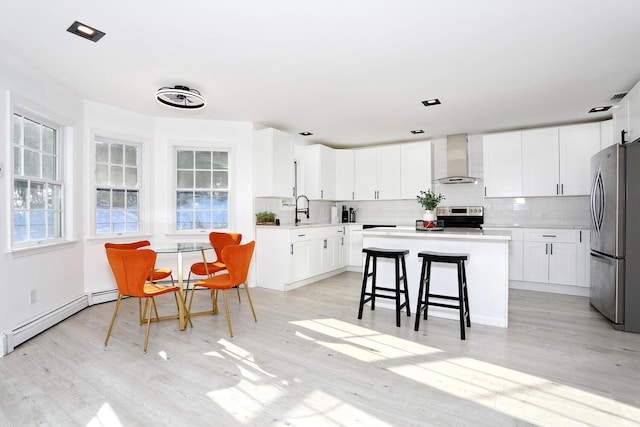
95,136,140,235
12,112,63,246
176,149,229,231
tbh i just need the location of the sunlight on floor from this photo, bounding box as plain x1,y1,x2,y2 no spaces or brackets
204,338,391,425
86,402,123,427
293,318,640,426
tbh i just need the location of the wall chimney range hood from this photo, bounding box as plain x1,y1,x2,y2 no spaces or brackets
432,133,481,185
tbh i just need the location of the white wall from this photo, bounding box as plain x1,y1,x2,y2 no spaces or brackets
0,51,86,354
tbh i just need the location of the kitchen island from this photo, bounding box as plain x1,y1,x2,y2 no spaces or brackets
362,227,511,328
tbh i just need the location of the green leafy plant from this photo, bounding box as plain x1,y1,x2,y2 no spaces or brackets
416,189,445,211
255,211,277,223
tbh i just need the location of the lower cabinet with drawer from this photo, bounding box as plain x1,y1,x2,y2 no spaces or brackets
522,228,578,286
486,226,589,296
256,225,346,291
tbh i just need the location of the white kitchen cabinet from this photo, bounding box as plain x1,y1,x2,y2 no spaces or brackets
576,228,590,288
626,83,640,143
304,144,335,200
400,141,432,200
522,127,560,197
600,119,615,149
521,124,599,197
558,122,601,196
291,239,312,282
523,228,578,286
347,224,363,270
482,131,522,197
256,226,346,291
613,80,640,144
484,227,523,281
614,100,629,144
335,149,355,201
354,145,401,200
253,128,295,198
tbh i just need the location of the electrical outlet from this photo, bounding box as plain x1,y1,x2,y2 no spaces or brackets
29,289,36,305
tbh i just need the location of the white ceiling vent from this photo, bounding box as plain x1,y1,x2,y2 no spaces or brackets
609,92,628,103
156,85,206,110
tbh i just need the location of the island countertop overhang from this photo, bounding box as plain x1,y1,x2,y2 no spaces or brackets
362,227,511,242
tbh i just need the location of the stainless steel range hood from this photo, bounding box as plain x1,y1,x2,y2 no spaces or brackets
432,133,481,184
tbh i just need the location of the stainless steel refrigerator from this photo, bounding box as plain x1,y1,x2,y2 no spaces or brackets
590,141,640,332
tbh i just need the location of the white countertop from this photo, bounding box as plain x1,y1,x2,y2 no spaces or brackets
362,227,511,241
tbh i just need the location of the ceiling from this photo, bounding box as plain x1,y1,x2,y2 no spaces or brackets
1,0,640,148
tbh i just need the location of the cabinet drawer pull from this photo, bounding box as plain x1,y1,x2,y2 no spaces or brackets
542,235,556,238
290,244,293,255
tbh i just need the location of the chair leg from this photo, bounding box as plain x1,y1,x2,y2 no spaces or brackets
358,254,371,319
144,297,154,353
105,294,123,347
222,290,233,337
236,286,242,303
243,284,257,322
457,261,466,340
414,259,427,331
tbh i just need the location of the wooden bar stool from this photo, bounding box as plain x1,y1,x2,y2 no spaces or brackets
414,250,471,339
358,247,410,327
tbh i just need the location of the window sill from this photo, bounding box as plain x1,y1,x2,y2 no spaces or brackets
8,239,78,258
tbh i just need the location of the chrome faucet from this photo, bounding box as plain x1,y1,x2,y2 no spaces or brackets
295,195,310,225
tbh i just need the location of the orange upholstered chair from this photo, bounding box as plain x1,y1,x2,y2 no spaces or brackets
188,241,256,337
185,232,242,305
105,248,186,352
186,232,242,283
104,240,173,284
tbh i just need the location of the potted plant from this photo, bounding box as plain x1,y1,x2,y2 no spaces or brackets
255,211,277,225
416,189,445,222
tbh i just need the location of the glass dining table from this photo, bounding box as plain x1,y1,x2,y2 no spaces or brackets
152,242,212,330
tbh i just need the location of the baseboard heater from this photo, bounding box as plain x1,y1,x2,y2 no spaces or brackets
2,295,89,356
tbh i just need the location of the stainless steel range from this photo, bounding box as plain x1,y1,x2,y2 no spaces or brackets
436,206,484,229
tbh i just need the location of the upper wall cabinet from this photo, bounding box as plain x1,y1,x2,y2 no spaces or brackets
522,127,560,197
520,123,601,197
400,141,432,199
600,119,615,149
254,128,294,198
335,149,355,200
354,145,401,200
558,122,601,196
483,131,522,197
304,144,336,200
613,80,640,144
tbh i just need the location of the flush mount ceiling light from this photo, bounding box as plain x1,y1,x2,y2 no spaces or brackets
589,106,612,113
410,129,425,134
156,86,206,110
299,131,313,136
421,98,441,107
66,21,105,42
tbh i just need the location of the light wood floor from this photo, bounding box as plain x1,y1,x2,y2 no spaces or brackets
2,272,640,426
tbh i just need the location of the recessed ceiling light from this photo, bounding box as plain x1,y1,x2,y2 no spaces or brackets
589,106,612,113
66,21,105,42
421,99,441,107
299,132,313,136
410,130,425,134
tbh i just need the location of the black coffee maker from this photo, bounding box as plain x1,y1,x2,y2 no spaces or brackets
341,205,349,223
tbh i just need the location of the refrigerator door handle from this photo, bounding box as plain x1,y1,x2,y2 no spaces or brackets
590,167,605,235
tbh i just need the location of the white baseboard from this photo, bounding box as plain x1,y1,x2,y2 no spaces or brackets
509,280,590,297
2,295,88,357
